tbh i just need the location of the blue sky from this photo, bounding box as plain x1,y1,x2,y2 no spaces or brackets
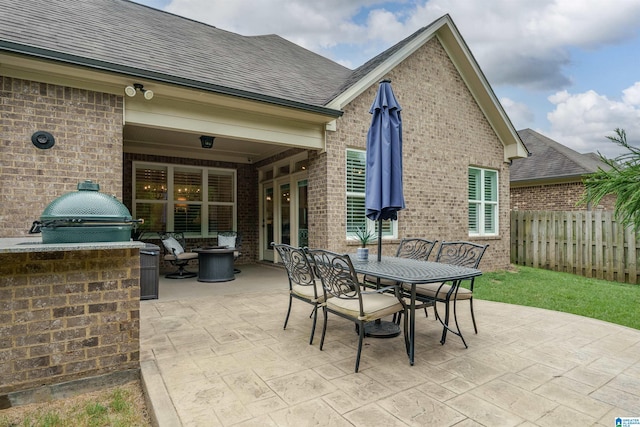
131,0,640,158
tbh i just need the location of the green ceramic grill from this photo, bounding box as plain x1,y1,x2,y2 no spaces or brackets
37,180,139,244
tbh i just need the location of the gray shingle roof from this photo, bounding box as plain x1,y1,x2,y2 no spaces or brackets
0,0,352,107
511,128,609,182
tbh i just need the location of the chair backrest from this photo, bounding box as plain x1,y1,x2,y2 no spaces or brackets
435,241,488,269
306,248,361,302
218,231,239,248
272,243,316,293
158,232,186,256
396,238,438,260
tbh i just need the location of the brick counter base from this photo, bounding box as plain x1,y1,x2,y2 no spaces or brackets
0,249,140,395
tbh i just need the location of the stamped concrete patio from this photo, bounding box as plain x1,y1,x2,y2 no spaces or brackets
139,263,640,426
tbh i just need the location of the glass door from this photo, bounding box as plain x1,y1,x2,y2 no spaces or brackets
297,179,308,247
262,185,274,262
259,155,308,262
279,183,291,245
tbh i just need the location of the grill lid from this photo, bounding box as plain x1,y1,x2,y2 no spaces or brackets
40,180,133,225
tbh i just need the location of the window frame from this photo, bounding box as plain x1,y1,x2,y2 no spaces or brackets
133,161,237,237
345,148,398,241
468,166,498,237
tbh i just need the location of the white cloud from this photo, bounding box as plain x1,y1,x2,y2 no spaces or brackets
500,97,535,129
407,0,640,90
546,86,640,157
622,82,640,106
158,0,640,90
163,0,373,55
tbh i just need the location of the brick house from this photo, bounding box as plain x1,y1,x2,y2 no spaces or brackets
1,0,527,273
1,0,531,396
511,129,614,211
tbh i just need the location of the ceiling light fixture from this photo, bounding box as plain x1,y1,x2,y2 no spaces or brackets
200,135,215,149
124,83,154,100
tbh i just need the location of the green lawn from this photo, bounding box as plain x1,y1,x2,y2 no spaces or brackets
473,265,640,330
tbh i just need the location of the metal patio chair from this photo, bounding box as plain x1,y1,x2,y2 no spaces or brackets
218,231,242,273
405,241,488,347
363,238,438,288
158,232,198,279
307,248,406,373
364,238,438,323
272,243,325,345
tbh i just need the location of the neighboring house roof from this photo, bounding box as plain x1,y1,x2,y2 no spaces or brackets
511,128,609,184
0,0,527,159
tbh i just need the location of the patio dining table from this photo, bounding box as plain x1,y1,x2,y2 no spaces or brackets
348,254,482,365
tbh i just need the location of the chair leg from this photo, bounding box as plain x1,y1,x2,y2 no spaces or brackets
164,264,196,279
355,320,365,373
393,311,402,325
309,305,318,345
283,294,293,330
469,297,478,334
319,307,328,351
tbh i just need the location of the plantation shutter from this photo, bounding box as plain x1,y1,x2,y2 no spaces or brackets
468,169,480,233
346,150,366,234
484,170,497,234
134,166,167,233
174,169,202,233
468,167,497,235
208,172,234,232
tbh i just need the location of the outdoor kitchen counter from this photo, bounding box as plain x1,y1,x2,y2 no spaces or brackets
0,237,144,253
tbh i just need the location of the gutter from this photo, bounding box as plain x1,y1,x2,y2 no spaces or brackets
0,40,344,119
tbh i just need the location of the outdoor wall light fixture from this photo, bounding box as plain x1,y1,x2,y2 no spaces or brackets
200,135,215,149
31,131,55,149
124,83,154,100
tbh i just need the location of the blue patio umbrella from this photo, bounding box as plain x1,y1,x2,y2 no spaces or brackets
365,79,405,261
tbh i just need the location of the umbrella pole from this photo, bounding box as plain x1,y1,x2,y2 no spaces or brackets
365,217,401,338
377,219,382,262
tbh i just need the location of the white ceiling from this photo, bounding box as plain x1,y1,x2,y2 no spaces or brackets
123,125,291,164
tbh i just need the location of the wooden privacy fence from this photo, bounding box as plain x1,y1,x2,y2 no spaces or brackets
511,210,640,284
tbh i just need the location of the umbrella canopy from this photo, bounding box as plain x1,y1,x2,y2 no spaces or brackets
365,79,405,222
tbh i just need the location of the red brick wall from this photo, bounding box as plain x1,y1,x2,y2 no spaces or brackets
0,77,124,238
0,248,140,394
511,182,616,211
309,37,512,271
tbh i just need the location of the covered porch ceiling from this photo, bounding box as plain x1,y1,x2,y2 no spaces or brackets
123,125,293,165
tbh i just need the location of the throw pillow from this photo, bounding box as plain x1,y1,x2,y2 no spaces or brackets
162,236,184,255
218,234,236,248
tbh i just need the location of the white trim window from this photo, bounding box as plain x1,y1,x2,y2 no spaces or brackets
133,162,236,237
468,167,498,236
346,149,397,240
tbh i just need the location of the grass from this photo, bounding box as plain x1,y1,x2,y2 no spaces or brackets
474,265,640,330
0,381,150,427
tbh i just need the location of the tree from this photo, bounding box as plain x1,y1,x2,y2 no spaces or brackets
580,128,640,230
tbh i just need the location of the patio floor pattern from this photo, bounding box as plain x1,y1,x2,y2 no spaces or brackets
140,264,640,426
